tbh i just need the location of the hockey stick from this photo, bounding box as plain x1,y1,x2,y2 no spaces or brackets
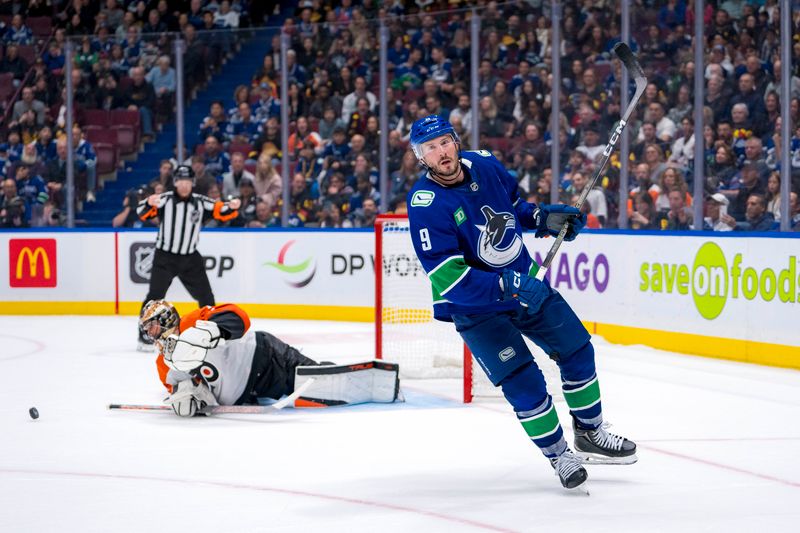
108,378,316,414
535,42,646,282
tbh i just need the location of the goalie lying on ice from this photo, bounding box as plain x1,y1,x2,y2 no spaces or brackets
139,300,401,417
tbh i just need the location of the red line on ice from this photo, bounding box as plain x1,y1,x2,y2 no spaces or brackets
640,444,800,488
0,468,521,533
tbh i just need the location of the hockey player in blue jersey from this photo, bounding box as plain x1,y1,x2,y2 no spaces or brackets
407,115,636,490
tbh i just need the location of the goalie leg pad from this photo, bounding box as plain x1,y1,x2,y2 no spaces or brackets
294,361,400,406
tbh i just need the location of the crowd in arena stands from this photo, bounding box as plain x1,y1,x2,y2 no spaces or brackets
0,0,249,228
138,0,796,231
1,1,799,232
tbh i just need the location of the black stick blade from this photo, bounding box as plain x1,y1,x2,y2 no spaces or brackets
612,42,646,82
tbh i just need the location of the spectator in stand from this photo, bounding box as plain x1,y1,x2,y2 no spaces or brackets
449,93,472,138
654,167,692,213
4,14,33,46
225,102,262,145
35,126,57,163
246,200,275,228
349,196,378,229
389,149,419,202
569,170,607,226
700,193,733,232
189,155,216,195
0,178,27,228
123,66,157,141
288,116,322,158
576,124,605,167
789,192,800,231
341,76,376,123
729,164,766,222
479,96,513,138
728,72,766,128
14,163,48,226
44,137,83,202
728,193,776,232
349,171,380,213
765,171,782,222
645,102,677,143
0,43,28,86
318,200,351,228
741,136,770,182
221,152,255,199
42,40,65,75
629,191,660,230
155,160,174,189
668,116,695,170
198,100,228,145
317,107,346,143
202,136,231,181
287,172,318,226
72,125,97,202
229,176,258,227
393,48,427,91
146,56,177,123
101,0,125,29
704,73,731,121
11,87,46,127
253,153,282,213
113,185,155,228
143,8,168,34
96,72,125,111
665,189,693,230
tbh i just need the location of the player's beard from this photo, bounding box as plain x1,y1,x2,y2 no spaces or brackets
429,155,462,186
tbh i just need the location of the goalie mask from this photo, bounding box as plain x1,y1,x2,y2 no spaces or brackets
139,299,180,343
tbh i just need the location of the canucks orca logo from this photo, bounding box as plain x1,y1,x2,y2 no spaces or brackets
475,206,523,267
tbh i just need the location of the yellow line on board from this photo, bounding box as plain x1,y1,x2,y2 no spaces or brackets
0,301,116,315
592,322,800,370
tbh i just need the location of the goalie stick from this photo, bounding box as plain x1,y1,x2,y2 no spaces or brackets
108,378,316,414
535,42,646,282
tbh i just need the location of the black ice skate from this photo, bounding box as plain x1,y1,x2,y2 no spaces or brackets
573,418,638,465
549,449,588,490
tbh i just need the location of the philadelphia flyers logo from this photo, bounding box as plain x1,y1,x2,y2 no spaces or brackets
197,362,220,382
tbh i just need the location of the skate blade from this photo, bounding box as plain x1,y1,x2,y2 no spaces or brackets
576,451,638,465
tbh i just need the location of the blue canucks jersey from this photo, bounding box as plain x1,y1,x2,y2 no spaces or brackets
407,150,542,321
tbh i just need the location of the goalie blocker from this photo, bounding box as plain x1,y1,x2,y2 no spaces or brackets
138,300,401,417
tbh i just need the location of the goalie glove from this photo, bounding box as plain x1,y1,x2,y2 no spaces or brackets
163,320,223,372
532,204,587,241
165,379,218,417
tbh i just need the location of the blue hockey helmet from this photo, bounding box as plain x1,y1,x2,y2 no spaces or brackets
409,115,460,161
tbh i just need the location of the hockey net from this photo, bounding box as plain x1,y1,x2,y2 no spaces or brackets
375,215,563,402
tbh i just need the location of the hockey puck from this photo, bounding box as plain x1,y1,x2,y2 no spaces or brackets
29,407,39,420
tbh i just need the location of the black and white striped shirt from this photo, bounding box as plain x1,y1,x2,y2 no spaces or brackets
136,192,237,255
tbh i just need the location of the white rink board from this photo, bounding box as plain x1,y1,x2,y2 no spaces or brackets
1,229,799,353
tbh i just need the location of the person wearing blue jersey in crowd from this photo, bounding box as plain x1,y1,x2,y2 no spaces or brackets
406,115,637,491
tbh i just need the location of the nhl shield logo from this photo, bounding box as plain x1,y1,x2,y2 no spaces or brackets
130,242,155,283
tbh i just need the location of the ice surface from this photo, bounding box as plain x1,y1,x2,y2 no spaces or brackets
1,315,798,532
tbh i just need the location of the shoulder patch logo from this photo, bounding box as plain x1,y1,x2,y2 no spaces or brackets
475,150,492,157
411,190,435,207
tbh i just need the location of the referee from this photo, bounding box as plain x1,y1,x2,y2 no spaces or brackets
135,165,240,348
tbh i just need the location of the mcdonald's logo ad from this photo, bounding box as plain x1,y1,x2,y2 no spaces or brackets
8,239,57,288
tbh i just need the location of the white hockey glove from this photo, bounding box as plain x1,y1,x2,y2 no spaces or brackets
163,320,223,372
165,379,218,417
